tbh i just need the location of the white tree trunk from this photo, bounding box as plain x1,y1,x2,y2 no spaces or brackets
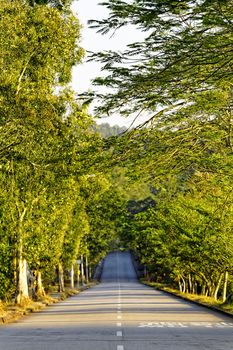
81,255,85,285
214,273,223,301
70,264,74,289
35,270,45,298
178,280,182,292
77,263,80,288
188,274,192,294
181,276,186,293
222,271,228,303
15,206,29,305
58,263,65,292
85,255,89,284
16,258,29,305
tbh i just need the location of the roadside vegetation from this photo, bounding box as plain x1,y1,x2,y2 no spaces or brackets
1,0,233,321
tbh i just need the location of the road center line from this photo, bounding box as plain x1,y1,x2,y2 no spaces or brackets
117,322,122,327
117,331,123,337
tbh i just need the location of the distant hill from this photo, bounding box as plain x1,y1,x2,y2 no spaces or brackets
96,123,127,138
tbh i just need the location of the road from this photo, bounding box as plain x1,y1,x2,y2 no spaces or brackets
0,251,233,349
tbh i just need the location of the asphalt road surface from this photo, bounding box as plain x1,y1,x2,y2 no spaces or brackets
1,251,233,350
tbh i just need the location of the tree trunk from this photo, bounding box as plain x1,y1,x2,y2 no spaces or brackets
85,255,89,284
207,281,213,297
81,255,85,285
193,282,197,295
181,276,186,293
214,273,223,301
35,270,45,298
15,257,29,305
58,263,65,292
89,266,92,280
201,284,206,296
15,206,29,305
77,263,80,288
178,279,182,293
222,271,228,303
70,264,74,289
188,274,192,294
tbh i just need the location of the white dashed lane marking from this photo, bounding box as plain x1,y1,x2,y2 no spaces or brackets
117,346,124,350
117,331,123,337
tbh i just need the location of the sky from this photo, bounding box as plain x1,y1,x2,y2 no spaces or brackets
71,0,147,127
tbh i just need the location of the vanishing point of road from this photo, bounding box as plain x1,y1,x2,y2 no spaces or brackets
0,251,233,350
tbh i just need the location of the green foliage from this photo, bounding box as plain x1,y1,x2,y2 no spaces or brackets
0,231,14,300
89,0,233,121
119,156,233,298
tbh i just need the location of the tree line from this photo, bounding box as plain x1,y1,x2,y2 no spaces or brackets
90,0,233,303
0,0,125,304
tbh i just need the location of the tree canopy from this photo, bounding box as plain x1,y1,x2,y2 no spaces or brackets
89,0,233,122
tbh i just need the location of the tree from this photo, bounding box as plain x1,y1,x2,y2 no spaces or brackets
89,0,233,124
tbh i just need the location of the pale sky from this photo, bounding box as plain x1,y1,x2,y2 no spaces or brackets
71,0,147,127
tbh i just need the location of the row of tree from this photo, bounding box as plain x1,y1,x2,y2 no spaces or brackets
119,157,233,302
0,0,125,303
91,0,233,302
